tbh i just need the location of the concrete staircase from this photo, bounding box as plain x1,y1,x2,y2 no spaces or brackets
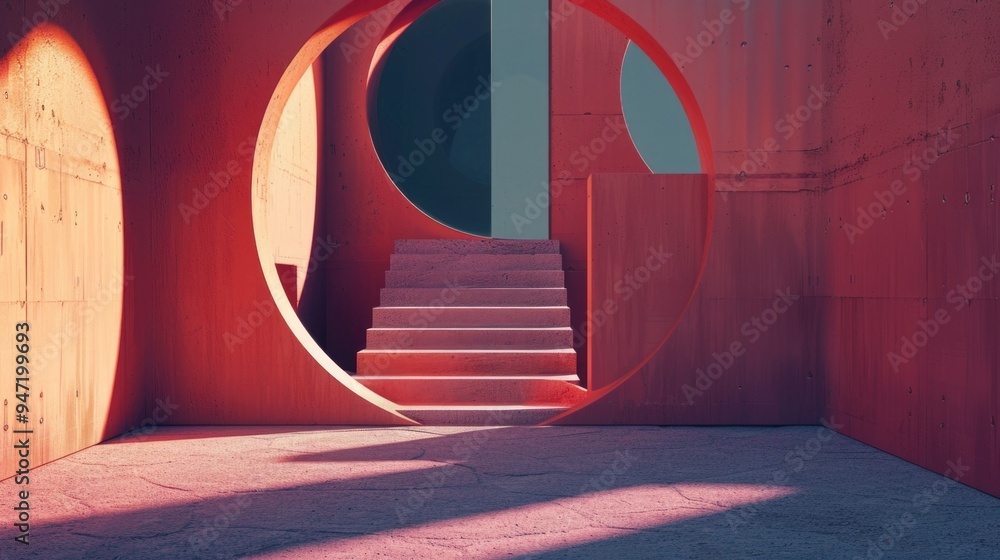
356,239,585,425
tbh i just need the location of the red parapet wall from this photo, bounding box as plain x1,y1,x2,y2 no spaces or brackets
551,173,822,427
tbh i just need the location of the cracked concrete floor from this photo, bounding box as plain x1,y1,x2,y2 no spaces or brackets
1,426,998,559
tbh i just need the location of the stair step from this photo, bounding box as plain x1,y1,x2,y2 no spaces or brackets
386,270,564,288
395,405,570,426
356,349,577,376
355,375,587,406
373,306,570,328
380,288,567,307
357,238,582,424
366,327,574,350
395,239,560,255
390,253,564,271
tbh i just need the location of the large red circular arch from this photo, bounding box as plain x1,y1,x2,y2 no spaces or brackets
251,0,715,425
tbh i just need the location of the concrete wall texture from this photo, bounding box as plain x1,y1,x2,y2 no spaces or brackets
0,0,996,498
1,8,145,487
266,61,321,308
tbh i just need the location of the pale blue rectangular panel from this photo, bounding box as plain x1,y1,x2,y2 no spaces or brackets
491,0,550,239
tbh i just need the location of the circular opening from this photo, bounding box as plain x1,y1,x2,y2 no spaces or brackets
369,0,492,236
620,41,702,173
251,0,716,424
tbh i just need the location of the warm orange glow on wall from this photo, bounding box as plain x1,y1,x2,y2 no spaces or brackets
266,61,322,301
0,25,124,480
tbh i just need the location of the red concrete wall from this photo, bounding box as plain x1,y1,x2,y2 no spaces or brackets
554,0,825,424
819,0,1000,497
141,0,417,425
0,0,836,436
1,0,996,500
585,174,709,392
0,0,154,479
3,4,433,476
550,0,650,382
144,0,823,432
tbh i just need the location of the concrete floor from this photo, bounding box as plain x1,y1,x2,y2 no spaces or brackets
1,426,998,559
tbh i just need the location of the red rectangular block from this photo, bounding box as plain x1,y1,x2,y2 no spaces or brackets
588,174,708,390
698,191,818,299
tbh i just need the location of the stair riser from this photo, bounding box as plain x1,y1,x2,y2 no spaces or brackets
366,328,573,350
385,270,564,289
395,239,560,255
357,377,587,406
390,253,563,271
358,239,581,419
372,307,570,328
397,408,567,426
380,288,567,307
357,351,577,376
